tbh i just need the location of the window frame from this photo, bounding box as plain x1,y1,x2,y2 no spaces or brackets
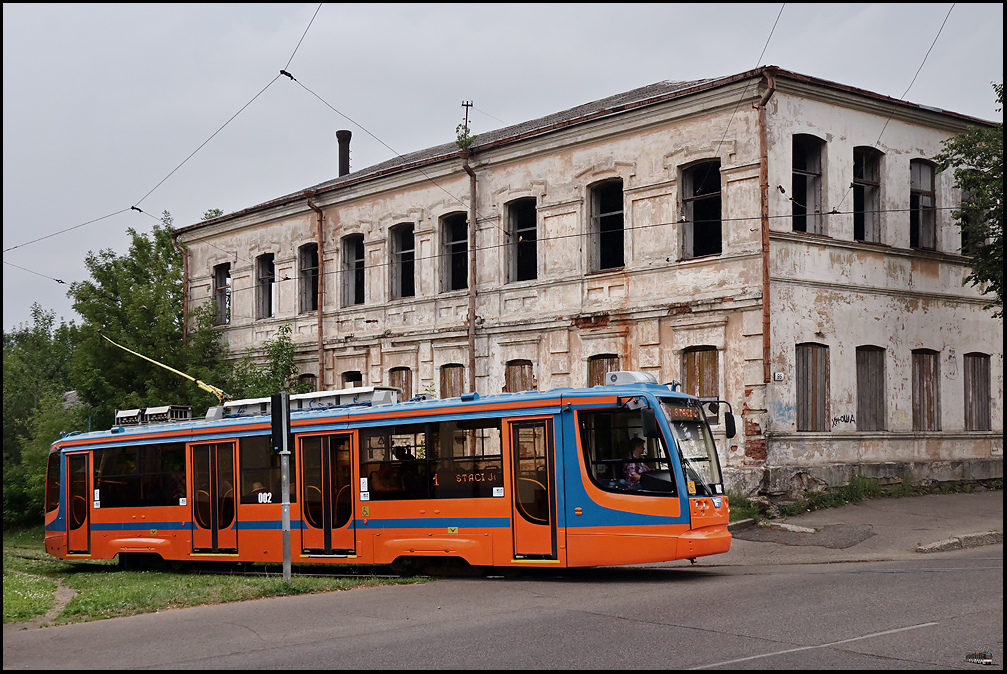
792,134,826,234
255,253,276,320
342,234,365,307
299,243,319,313
390,224,416,299
910,159,937,250
507,198,538,283
589,179,625,271
441,212,468,292
853,147,883,243
682,160,723,258
212,262,231,325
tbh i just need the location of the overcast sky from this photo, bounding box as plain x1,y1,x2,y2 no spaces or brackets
3,3,1003,332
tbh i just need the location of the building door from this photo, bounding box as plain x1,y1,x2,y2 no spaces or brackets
509,419,556,559
66,453,90,554
190,442,238,553
300,434,355,555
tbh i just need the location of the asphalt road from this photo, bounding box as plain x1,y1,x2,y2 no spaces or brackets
3,546,1001,670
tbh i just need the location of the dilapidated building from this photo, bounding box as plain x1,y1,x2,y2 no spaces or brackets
174,66,1002,495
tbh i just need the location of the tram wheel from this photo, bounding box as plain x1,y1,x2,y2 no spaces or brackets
390,556,423,577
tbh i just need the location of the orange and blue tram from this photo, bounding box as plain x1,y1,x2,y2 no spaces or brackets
44,371,734,571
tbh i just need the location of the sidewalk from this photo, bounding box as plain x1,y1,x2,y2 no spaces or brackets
711,489,1003,566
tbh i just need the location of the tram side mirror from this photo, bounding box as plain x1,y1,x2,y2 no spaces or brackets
641,407,660,438
724,411,737,439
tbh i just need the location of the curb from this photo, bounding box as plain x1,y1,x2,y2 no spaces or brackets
916,530,1003,553
728,518,756,533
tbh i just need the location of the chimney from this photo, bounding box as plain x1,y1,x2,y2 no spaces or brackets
336,130,352,177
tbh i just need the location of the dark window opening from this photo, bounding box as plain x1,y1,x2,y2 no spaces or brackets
793,135,825,234
509,198,538,282
683,161,722,258
343,234,365,306
342,370,363,387
591,180,624,270
391,224,415,299
853,148,882,243
213,262,231,325
93,442,187,508
299,243,319,313
298,373,317,392
910,160,936,250
442,213,468,291
256,253,275,319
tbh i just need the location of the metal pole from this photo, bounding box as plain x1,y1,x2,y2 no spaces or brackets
279,392,292,581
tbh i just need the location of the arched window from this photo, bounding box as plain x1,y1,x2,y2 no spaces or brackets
504,360,535,392
389,367,412,400
440,364,465,398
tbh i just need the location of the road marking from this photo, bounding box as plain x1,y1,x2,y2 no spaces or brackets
690,622,939,669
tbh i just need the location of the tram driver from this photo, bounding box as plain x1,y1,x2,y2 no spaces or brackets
623,437,649,489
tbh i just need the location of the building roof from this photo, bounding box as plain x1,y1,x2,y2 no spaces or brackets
176,66,993,237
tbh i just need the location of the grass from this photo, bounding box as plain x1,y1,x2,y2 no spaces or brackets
3,527,428,625
729,477,1002,523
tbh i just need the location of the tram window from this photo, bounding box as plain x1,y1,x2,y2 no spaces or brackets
239,436,296,504
360,420,503,500
578,409,676,495
45,452,61,513
93,442,186,508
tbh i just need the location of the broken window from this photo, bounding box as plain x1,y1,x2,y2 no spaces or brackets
682,161,722,258
590,180,624,271
298,373,317,392
795,343,829,432
390,224,415,299
389,367,412,400
910,159,937,250
299,243,319,313
504,359,535,392
588,354,620,387
342,370,363,387
856,345,885,431
212,262,231,326
441,213,468,292
911,349,940,431
255,253,276,320
963,352,991,431
342,234,365,306
792,134,825,234
853,147,882,243
508,198,538,282
440,364,465,398
682,346,719,423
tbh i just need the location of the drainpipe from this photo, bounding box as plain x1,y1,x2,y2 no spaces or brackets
461,150,477,393
305,191,325,390
757,67,777,384
170,229,189,343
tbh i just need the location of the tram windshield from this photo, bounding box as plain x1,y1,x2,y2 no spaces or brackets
660,398,723,495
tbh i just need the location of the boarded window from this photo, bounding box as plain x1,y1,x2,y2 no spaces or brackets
910,160,937,250
441,213,468,291
255,253,276,319
911,349,940,431
508,198,537,282
588,354,620,387
964,352,991,431
796,343,829,432
682,161,722,258
342,234,365,306
792,135,825,234
682,347,719,422
389,367,412,401
505,359,535,392
299,243,319,313
391,224,415,299
856,346,885,430
853,147,882,243
212,262,231,325
591,180,624,271
440,363,465,398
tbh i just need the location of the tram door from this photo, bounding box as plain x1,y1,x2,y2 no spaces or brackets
509,419,556,559
190,442,238,553
299,434,355,555
66,453,90,554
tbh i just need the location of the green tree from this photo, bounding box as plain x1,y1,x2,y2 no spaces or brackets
68,212,230,427
3,306,78,527
230,324,312,399
934,83,1004,317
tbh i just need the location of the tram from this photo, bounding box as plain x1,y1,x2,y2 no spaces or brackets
44,371,734,571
